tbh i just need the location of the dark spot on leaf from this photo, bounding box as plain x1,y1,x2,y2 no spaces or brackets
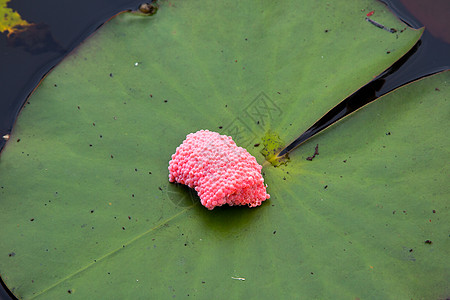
254,143,260,147
77,106,80,110
158,187,163,191
122,227,126,230
324,29,329,32
409,249,413,252
8,252,15,257
128,216,131,220
386,132,391,135
109,73,113,77
164,100,168,103
99,135,102,138
132,194,135,197
324,185,328,189
148,171,152,174
184,243,187,246
435,87,440,91
424,240,432,244
92,122,95,126
30,218,34,221
111,155,114,158
16,138,20,142
310,272,314,275
433,209,436,213
89,144,93,147
90,210,94,213
273,231,276,234
306,144,319,161
392,210,396,214
135,168,138,172
54,84,57,87
386,51,391,54
68,290,72,294
218,126,223,129
202,281,205,284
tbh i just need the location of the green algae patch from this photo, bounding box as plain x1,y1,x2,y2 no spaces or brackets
260,131,289,167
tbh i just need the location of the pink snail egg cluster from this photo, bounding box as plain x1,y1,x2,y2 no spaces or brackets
168,130,270,210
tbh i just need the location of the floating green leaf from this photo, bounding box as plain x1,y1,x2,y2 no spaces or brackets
1,0,447,299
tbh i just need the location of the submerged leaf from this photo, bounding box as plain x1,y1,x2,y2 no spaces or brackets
0,0,31,36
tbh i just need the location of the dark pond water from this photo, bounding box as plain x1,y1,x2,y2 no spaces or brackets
0,0,449,299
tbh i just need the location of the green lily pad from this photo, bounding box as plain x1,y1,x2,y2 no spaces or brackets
2,0,448,299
